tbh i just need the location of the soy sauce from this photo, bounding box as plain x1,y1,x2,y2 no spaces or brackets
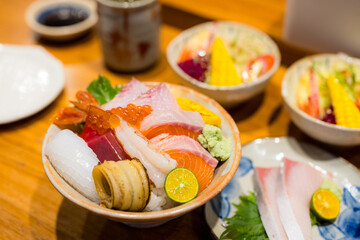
38,6,89,27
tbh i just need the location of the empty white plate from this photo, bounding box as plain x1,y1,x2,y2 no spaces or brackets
0,44,64,124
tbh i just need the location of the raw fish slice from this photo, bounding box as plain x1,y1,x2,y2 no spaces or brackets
44,129,101,203
254,167,288,240
114,117,177,188
151,135,218,168
277,158,325,240
140,110,205,140
151,135,218,192
132,83,180,111
166,150,214,192
102,78,149,110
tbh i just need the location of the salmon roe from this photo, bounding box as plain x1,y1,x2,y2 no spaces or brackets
86,106,113,134
111,104,152,128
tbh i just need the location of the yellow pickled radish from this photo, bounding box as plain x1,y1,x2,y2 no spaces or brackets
209,37,242,87
176,97,221,127
165,167,199,203
327,76,360,128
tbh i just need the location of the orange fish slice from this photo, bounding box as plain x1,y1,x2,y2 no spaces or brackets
165,150,214,192
142,125,201,141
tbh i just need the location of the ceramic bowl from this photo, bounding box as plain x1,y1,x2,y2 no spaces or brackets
167,21,281,108
42,82,241,226
25,0,97,41
282,53,360,146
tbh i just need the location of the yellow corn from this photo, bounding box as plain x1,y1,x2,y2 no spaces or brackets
209,37,242,87
327,76,360,128
176,97,222,127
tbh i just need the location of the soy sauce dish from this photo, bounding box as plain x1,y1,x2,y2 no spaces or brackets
25,0,97,41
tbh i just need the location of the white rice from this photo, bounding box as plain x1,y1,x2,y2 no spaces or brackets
144,185,178,211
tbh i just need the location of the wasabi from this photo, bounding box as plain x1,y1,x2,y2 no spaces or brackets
198,124,232,161
320,179,343,200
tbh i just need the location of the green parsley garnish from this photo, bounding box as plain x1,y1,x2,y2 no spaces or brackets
87,75,123,105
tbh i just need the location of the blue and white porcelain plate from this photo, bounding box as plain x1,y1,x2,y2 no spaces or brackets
205,137,360,239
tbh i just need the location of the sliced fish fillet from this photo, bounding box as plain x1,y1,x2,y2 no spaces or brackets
140,110,205,140
132,83,180,111
277,157,325,240
102,78,149,110
254,167,288,240
114,117,177,188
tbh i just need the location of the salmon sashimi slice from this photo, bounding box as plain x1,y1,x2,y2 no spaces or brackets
140,110,205,140
151,135,218,168
166,150,214,192
102,78,149,110
277,157,326,240
113,117,177,188
132,83,180,111
254,167,288,240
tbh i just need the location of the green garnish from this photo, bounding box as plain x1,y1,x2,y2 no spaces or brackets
87,75,123,105
221,192,268,240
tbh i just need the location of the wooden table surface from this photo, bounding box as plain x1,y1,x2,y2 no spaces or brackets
0,0,359,239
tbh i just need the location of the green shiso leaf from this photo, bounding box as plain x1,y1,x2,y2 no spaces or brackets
87,75,123,105
220,192,269,240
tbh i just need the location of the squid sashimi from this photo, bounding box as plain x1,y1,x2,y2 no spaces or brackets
277,158,326,240
114,117,177,188
151,135,218,192
44,129,101,203
102,78,149,110
132,83,180,111
140,110,205,140
254,167,288,240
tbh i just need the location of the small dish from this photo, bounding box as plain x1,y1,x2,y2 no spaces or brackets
25,0,97,41
205,137,360,239
0,44,64,124
167,21,281,108
282,53,360,146
42,82,242,226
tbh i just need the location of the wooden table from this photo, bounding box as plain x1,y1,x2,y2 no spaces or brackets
0,0,359,239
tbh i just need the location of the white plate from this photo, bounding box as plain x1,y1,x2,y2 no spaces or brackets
205,137,360,239
0,44,64,124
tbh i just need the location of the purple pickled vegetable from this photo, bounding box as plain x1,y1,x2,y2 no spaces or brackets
178,56,209,82
322,106,336,124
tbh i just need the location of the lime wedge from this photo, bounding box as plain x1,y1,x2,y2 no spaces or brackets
311,188,340,221
165,167,199,203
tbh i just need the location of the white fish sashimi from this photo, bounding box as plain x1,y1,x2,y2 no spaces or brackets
44,129,101,203
114,117,177,188
101,77,149,110
132,83,180,111
277,157,325,240
254,167,288,240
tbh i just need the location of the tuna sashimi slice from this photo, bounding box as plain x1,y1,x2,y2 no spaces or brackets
151,135,218,192
140,110,205,140
277,157,326,240
114,117,177,188
102,78,149,110
132,83,180,111
254,167,288,240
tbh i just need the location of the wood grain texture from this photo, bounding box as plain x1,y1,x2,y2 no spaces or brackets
0,0,358,239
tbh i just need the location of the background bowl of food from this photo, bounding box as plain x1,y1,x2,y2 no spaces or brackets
42,77,241,226
282,53,360,146
167,21,281,108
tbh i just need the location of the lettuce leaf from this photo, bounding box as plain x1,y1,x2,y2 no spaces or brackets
220,192,268,240
87,75,123,105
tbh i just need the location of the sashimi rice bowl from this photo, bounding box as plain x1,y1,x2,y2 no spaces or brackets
42,76,241,225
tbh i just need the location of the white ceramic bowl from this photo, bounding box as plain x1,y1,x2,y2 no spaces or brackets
282,53,360,146
167,21,281,108
42,82,241,226
25,0,97,41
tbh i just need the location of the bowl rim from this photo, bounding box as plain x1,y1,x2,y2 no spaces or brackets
25,0,98,38
42,81,242,222
166,20,281,91
281,53,360,133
